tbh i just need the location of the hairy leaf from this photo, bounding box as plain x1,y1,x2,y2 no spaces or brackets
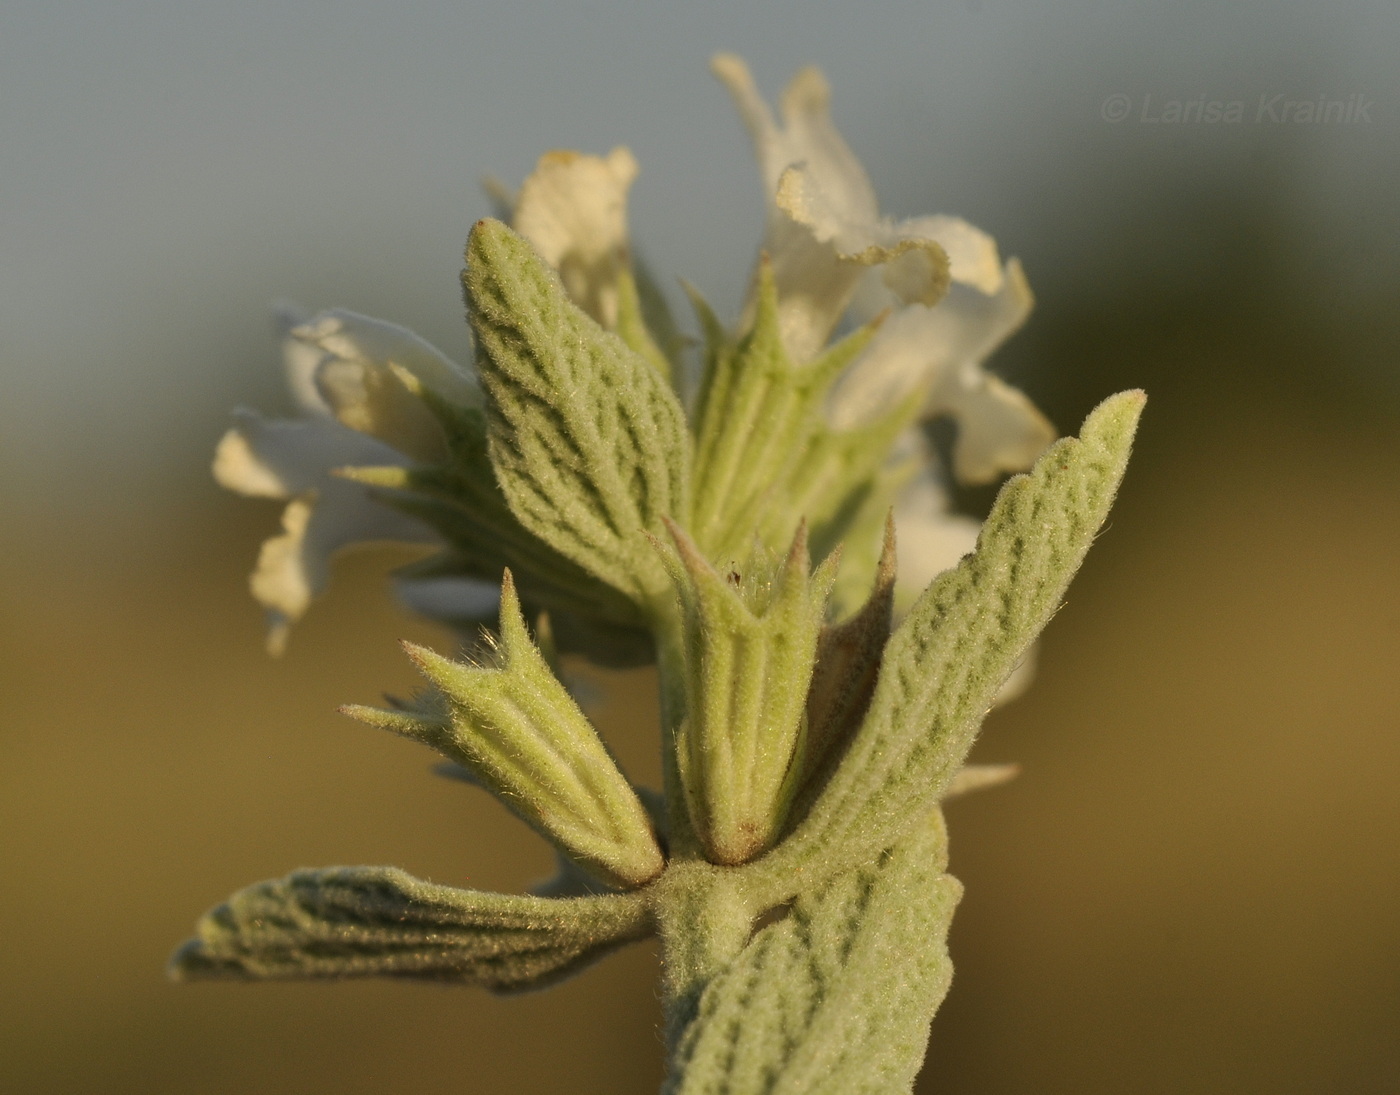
760,391,1144,884
665,811,961,1094
344,389,648,631
171,866,652,992
463,218,691,611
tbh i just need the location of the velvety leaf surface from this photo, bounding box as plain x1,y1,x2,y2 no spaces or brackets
171,865,653,993
760,391,1145,885
666,811,961,1094
464,218,691,611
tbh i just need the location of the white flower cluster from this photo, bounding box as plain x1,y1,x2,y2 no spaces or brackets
215,56,1053,666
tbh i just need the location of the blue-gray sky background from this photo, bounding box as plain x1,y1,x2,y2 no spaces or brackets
3,0,1397,499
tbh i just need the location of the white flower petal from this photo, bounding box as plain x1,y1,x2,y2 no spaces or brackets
712,54,877,223
217,307,481,651
272,302,332,417
830,257,1052,482
763,176,868,362
250,479,438,655
511,147,638,328
774,165,950,334
294,310,476,465
212,420,290,500
776,166,948,306
891,449,981,612
943,763,1020,799
212,407,399,499
715,56,951,361
298,310,478,406
890,215,1005,295
250,495,316,656
936,366,1056,484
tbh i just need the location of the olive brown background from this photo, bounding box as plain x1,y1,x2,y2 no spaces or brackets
2,2,1397,1092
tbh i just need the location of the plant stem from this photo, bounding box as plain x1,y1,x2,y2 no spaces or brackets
653,860,756,1077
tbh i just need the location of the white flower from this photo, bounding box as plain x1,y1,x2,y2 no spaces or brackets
833,260,1054,483
716,55,1055,698
713,53,958,363
213,307,494,653
713,53,1054,485
217,147,645,653
508,147,639,329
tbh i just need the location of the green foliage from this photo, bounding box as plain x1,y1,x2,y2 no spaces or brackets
757,391,1146,886
189,177,1146,1095
463,218,692,615
664,811,961,1095
799,515,897,795
344,572,664,889
343,391,648,634
170,865,651,992
615,265,675,382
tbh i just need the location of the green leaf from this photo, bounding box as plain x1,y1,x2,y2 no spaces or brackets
756,387,920,570
760,391,1145,884
344,389,648,631
463,218,691,613
531,788,668,898
634,254,690,384
659,520,837,866
664,810,961,1094
170,866,652,992
344,572,665,889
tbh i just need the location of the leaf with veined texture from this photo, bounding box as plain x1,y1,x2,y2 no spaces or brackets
463,218,691,613
757,390,1144,887
665,810,960,1095
170,865,652,993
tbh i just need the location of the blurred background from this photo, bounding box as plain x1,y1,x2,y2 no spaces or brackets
2,1,1397,1092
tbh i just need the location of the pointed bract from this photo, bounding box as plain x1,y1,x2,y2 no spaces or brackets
347,572,664,888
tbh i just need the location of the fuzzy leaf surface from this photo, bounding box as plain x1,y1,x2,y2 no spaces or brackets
346,573,664,888
759,390,1144,885
665,811,961,1095
170,866,652,992
350,390,647,630
464,218,691,610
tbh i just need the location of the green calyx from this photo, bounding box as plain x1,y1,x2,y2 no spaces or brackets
658,519,839,866
344,571,664,890
688,259,913,574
